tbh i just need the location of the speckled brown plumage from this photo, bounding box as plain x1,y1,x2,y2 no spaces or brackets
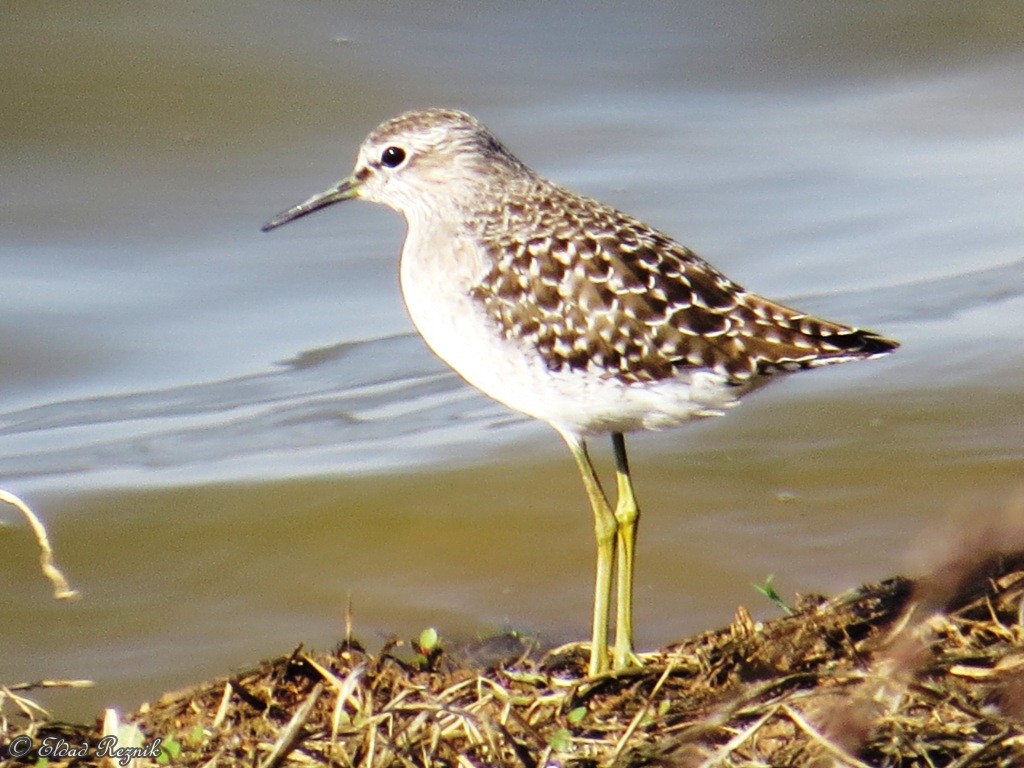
466,176,896,385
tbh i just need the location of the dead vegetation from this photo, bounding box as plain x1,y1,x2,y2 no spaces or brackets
6,504,1024,767
1,488,79,601
4,560,1024,766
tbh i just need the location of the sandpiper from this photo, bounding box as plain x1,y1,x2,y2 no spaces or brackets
263,108,898,676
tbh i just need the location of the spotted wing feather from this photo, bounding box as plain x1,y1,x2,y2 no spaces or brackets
469,179,897,384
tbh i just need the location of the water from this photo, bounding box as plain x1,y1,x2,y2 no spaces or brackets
2,2,1022,720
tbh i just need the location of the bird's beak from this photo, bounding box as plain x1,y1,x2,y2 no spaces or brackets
261,174,362,232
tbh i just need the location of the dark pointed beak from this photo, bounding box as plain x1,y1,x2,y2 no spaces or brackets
261,174,362,232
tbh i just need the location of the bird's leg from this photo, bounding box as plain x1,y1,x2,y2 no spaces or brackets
611,432,642,669
561,431,617,676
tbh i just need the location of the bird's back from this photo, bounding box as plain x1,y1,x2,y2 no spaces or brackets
464,176,898,388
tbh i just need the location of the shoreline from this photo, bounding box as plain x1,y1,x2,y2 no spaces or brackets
5,554,1024,767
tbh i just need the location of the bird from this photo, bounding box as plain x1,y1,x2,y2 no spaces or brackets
262,108,899,677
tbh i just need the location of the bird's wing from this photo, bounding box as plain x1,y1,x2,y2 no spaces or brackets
470,185,896,383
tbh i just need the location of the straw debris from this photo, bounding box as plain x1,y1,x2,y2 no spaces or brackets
5,559,1024,766
1,488,79,601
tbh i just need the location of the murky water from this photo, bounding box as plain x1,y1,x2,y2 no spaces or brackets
2,3,1022,720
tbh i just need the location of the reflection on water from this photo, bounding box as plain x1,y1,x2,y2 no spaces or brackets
1,1,1022,721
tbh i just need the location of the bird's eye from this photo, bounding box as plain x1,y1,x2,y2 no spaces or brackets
380,146,406,168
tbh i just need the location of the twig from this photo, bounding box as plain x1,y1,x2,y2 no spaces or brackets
1,488,79,600
697,707,777,768
5,679,94,692
782,704,876,768
212,681,233,729
258,682,323,768
945,729,1015,768
612,661,676,762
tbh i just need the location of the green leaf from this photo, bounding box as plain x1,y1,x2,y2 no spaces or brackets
418,627,439,651
549,728,573,752
753,575,794,615
566,706,587,725
156,738,181,764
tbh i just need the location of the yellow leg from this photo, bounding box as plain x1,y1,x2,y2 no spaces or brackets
612,433,641,669
560,430,617,676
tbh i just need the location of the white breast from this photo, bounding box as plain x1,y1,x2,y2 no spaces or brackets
398,222,743,437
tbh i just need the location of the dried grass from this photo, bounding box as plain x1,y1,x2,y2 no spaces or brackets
5,521,1024,767
1,488,79,601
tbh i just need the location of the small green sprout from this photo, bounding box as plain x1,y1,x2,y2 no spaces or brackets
549,728,573,752
155,738,181,765
754,575,794,615
413,627,442,670
418,627,439,652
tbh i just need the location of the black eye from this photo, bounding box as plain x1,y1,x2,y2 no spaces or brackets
380,146,406,168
